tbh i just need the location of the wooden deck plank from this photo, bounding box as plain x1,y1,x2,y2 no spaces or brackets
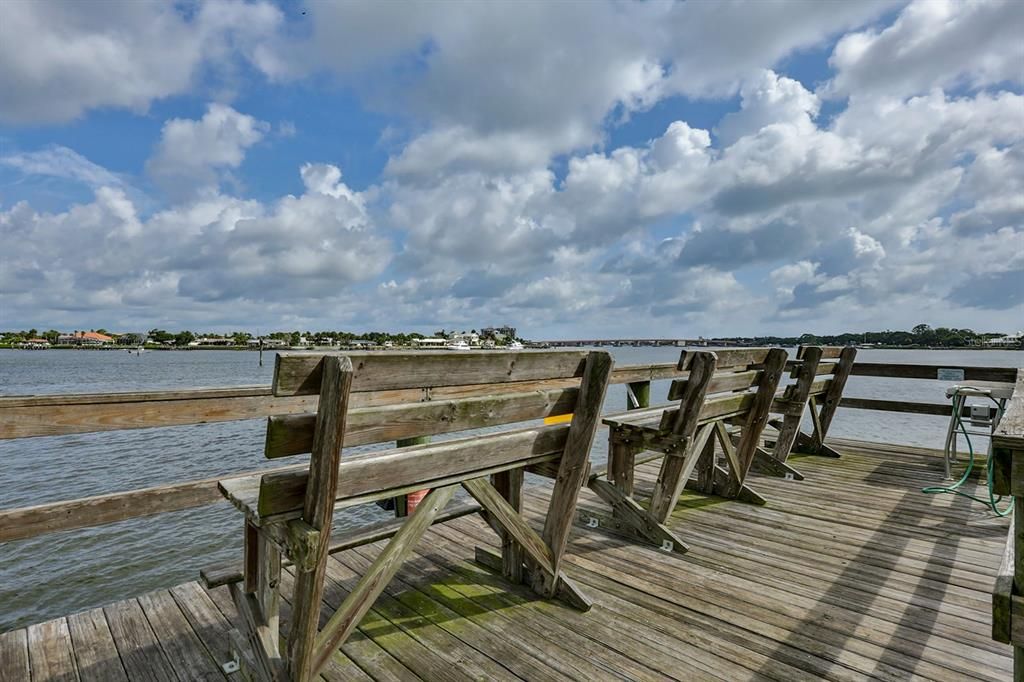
344,543,573,682
102,599,178,682
425,523,770,681
409,531,670,681
26,618,78,682
66,609,127,682
319,552,522,681
0,628,29,682
136,591,224,681
168,583,236,674
274,564,404,682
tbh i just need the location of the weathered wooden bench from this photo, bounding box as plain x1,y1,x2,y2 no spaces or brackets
749,344,857,479
205,350,613,681
779,344,857,459
585,348,787,554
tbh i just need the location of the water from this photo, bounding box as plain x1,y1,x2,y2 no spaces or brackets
0,347,1020,631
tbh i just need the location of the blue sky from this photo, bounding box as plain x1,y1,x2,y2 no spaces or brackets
1,0,1022,338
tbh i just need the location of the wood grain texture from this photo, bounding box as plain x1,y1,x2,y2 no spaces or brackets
273,351,589,396
993,370,1024,451
0,629,29,682
772,345,822,462
288,356,353,682
66,609,127,682
667,370,762,401
728,348,788,494
26,619,78,682
679,348,770,370
3,359,1014,440
538,351,614,594
103,599,177,682
849,361,1013,382
264,387,578,458
462,477,554,577
311,485,458,675
253,424,567,518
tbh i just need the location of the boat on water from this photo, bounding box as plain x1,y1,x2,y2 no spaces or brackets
445,339,471,350
508,340,524,350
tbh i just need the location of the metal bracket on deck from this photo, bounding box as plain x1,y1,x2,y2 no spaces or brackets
222,656,240,674
660,540,674,553
784,473,794,481
585,516,600,528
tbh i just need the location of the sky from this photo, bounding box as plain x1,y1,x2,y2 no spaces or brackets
1,0,1022,339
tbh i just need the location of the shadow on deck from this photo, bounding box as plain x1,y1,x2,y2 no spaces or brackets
0,438,1012,681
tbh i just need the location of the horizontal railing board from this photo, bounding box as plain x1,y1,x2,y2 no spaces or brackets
250,425,571,518
0,476,228,543
679,348,771,371
849,362,1017,383
272,350,592,396
839,397,996,417
5,360,1014,441
265,387,579,458
0,365,645,440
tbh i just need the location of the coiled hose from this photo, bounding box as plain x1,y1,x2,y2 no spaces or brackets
921,394,1012,517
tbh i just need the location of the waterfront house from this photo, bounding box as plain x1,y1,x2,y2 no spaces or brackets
56,331,114,346
991,331,1023,347
411,337,446,348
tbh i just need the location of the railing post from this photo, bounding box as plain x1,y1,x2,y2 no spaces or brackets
991,367,1024,678
626,380,650,410
395,436,430,517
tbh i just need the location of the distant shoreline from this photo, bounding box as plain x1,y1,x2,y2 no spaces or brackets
1,344,1019,352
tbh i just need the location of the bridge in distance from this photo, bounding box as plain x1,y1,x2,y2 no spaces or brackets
533,338,746,348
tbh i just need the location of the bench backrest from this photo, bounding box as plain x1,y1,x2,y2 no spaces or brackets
796,345,856,401
656,348,788,496
795,344,857,447
665,348,789,429
257,350,613,520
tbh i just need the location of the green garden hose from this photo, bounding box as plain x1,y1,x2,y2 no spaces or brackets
921,395,1012,516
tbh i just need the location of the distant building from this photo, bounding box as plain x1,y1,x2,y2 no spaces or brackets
247,338,287,348
991,331,1023,347
57,331,114,346
450,331,481,346
194,337,234,346
412,337,446,348
482,326,517,342
19,338,51,349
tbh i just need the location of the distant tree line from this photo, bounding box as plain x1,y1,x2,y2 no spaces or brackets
744,324,1017,348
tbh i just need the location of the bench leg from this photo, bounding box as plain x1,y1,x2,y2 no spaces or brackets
474,547,592,611
608,431,637,498
793,430,842,458
234,521,285,681
749,445,805,480
492,469,524,584
683,464,767,505
584,478,689,553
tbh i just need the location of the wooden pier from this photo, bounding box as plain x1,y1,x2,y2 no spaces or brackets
0,358,1019,681
0,438,1011,681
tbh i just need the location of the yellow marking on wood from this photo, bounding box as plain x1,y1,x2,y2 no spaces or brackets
544,413,573,425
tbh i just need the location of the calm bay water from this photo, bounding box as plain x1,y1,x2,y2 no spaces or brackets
0,346,1020,631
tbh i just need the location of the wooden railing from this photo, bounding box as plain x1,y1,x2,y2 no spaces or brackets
0,359,1019,544
991,369,1024,674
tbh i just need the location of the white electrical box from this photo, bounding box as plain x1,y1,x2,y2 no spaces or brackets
969,403,989,426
